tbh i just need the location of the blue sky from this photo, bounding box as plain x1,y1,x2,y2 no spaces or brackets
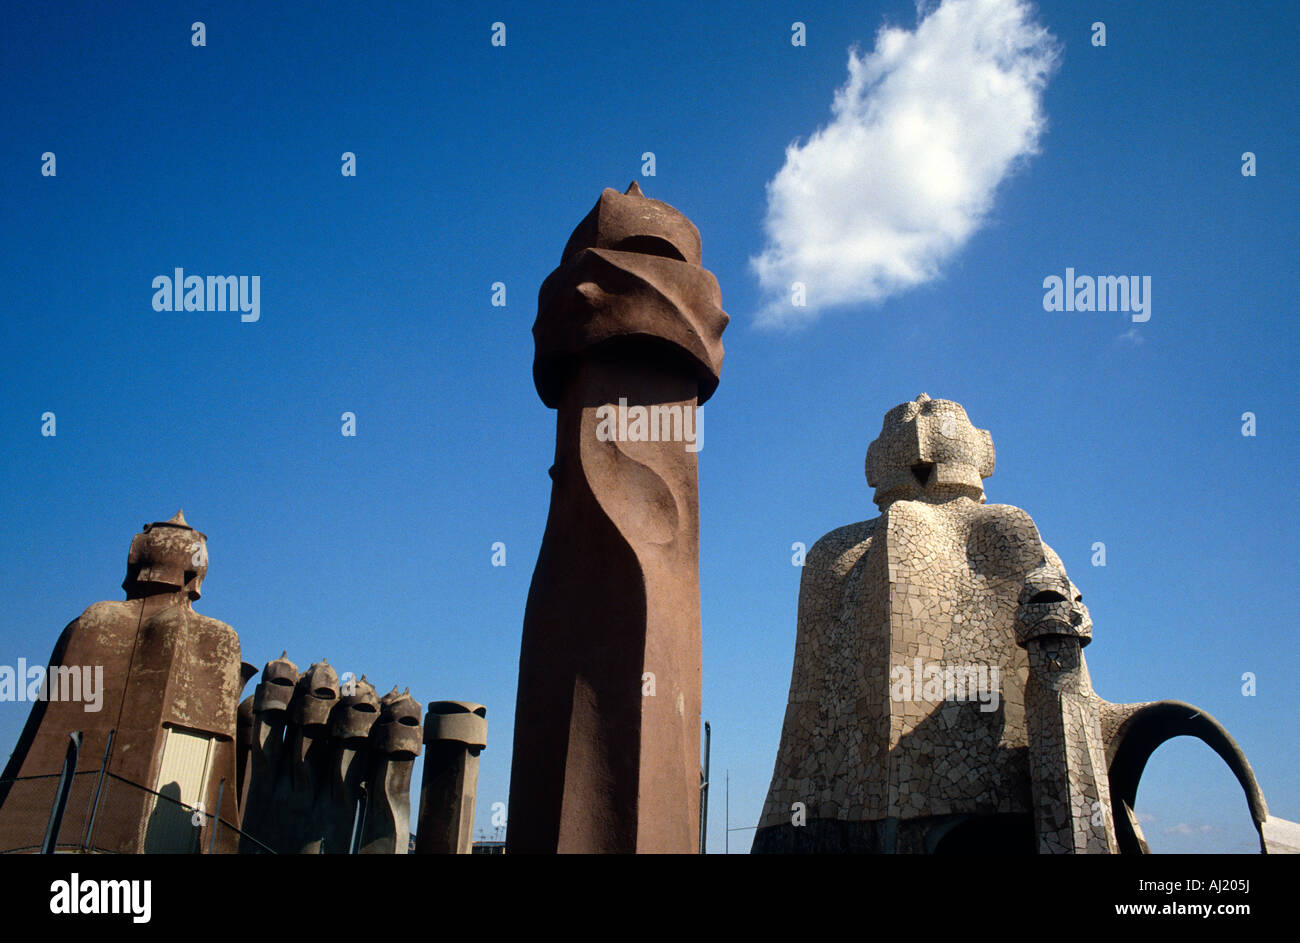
1,0,1295,853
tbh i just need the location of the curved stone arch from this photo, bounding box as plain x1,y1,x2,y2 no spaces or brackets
1105,700,1267,854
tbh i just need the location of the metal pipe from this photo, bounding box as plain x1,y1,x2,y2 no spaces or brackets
42,731,82,854
208,778,225,854
699,721,710,853
348,782,368,854
81,729,114,851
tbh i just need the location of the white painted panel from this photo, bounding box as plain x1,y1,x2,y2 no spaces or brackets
144,727,214,853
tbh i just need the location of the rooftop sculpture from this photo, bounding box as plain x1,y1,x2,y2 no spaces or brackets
0,511,244,853
507,182,727,853
0,514,485,855
754,395,1280,854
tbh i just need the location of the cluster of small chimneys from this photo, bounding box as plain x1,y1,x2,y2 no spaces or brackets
239,651,486,854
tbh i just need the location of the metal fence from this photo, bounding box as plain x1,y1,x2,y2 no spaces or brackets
0,771,273,854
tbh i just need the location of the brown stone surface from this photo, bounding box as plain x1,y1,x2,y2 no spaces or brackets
0,511,244,853
415,700,487,854
360,687,422,853
237,661,423,854
506,183,727,853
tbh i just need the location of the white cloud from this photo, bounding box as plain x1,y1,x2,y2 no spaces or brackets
1165,823,1214,835
751,0,1060,327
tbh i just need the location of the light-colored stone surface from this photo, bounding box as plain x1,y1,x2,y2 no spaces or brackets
758,396,1046,848
1261,816,1300,854
1015,566,1114,853
755,395,1271,854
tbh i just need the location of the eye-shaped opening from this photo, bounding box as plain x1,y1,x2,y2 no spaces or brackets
270,677,294,687
910,461,935,485
397,715,419,727
313,687,336,700
1028,590,1068,604
350,702,376,713
1074,594,1083,603
609,234,687,262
